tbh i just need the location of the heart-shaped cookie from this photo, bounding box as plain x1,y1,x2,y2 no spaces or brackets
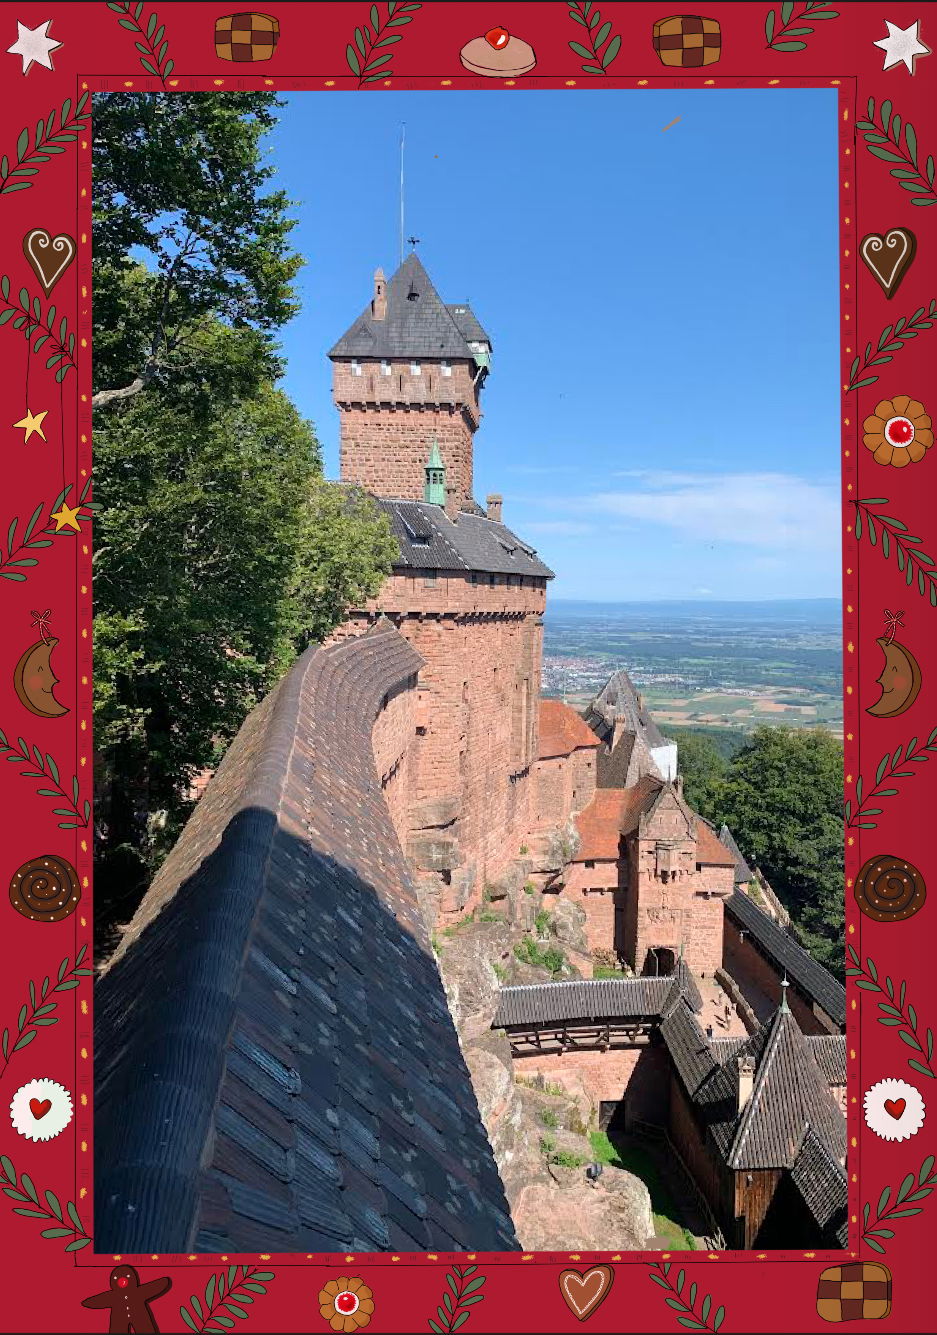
559,1265,614,1321
884,1098,906,1119
860,228,916,299
29,1098,52,1119
23,228,76,296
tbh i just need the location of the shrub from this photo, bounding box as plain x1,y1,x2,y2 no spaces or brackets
539,1134,556,1157
534,908,552,936
479,909,505,923
540,1107,559,1129
552,1150,587,1168
492,960,507,981
513,937,566,975
519,844,529,854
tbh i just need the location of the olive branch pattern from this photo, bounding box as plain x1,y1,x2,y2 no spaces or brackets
0,948,92,1077
0,731,90,829
846,946,935,1080
846,301,936,391
861,1154,937,1254
844,727,937,829
852,500,937,608
427,1264,486,1333
345,3,421,86
107,2,174,82
857,98,936,207
647,1263,726,1332
179,1266,276,1332
567,2,622,74
0,276,77,381
1,480,97,584
0,1155,91,1251
765,2,839,52
0,92,89,197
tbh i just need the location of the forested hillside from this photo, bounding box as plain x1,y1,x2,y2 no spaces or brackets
91,93,396,956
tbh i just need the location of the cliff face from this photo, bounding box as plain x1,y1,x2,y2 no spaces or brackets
433,911,654,1251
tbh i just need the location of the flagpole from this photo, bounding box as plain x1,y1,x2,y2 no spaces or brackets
399,122,405,266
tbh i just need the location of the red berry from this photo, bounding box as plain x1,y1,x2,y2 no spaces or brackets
485,26,510,49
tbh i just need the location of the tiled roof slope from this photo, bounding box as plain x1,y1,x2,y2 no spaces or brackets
573,781,657,861
329,255,482,360
807,1034,847,1085
717,823,754,884
95,620,519,1255
590,668,668,749
790,1126,848,1246
492,976,675,1029
379,498,554,579
725,889,846,1027
538,699,602,760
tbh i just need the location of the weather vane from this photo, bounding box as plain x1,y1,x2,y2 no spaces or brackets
407,235,421,249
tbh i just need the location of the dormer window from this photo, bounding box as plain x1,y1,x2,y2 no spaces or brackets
410,361,421,376
351,359,362,376
441,360,452,377
380,360,391,376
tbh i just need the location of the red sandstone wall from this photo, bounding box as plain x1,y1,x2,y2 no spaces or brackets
563,860,625,959
723,917,832,1036
371,672,418,848
515,1043,670,1124
334,358,480,505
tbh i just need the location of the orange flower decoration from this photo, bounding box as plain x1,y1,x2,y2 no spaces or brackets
863,395,932,468
318,1276,374,1332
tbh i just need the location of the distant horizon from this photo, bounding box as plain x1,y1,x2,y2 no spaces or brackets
548,595,842,605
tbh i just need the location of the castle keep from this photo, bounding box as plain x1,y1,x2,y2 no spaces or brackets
95,256,847,1255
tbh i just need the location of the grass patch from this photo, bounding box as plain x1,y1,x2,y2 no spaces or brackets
513,937,565,975
589,1131,698,1251
441,909,476,936
540,1107,559,1129
534,908,552,936
593,966,623,979
479,909,505,922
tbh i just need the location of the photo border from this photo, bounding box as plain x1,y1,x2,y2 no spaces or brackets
0,3,934,1331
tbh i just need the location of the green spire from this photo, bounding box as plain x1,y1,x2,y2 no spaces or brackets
780,975,790,1013
424,437,446,505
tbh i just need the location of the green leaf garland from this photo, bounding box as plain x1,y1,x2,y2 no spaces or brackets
0,730,89,828
427,1265,486,1333
106,2,174,82
861,1155,937,1252
857,98,936,206
567,3,621,74
345,2,421,85
765,2,840,52
0,482,97,585
179,1265,275,1332
0,276,77,380
852,500,937,609
0,1157,91,1251
0,93,89,197
846,947,935,1079
0,949,93,1077
647,1263,726,1332
846,301,936,391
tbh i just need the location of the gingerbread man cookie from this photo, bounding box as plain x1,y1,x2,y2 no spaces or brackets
81,1265,172,1334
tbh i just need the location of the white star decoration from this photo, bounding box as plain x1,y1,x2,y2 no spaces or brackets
873,19,931,75
6,19,62,75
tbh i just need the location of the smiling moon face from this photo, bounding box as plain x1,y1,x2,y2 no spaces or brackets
866,636,922,718
13,637,69,718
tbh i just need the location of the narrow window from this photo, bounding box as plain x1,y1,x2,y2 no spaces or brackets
351,359,362,376
381,359,391,376
441,360,452,377
410,361,421,376
423,572,438,588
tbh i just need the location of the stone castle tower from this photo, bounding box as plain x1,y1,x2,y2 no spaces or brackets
329,253,491,513
329,255,551,923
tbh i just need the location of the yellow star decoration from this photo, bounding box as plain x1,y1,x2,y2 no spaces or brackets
49,501,82,533
13,408,48,442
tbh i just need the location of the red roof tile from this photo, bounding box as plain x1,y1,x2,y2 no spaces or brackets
538,699,602,759
696,822,738,866
574,783,657,861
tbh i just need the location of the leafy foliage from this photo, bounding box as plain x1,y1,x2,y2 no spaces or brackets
861,1154,937,1253
106,2,173,81
0,275,76,378
846,947,934,1080
179,1265,275,1332
647,1262,725,1331
0,1156,91,1251
715,727,845,978
0,949,93,1075
765,2,840,52
427,1265,486,1334
0,92,89,196
665,731,729,821
857,98,936,207
345,2,421,85
852,500,937,608
92,92,397,956
847,300,936,391
567,2,621,74
845,727,937,830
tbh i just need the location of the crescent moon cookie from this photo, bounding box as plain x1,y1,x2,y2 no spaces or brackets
854,853,926,923
460,27,537,78
9,854,81,923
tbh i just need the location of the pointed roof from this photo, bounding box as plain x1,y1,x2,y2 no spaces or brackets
329,254,486,360
717,823,754,883
425,438,444,471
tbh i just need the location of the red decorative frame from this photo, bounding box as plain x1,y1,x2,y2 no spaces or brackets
0,3,934,1331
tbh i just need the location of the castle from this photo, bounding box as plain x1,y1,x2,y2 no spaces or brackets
94,255,846,1255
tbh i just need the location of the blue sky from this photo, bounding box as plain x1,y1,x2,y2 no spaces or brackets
269,89,840,601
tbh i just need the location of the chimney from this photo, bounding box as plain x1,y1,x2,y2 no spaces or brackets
737,1055,755,1113
371,268,387,321
486,493,503,523
444,484,459,523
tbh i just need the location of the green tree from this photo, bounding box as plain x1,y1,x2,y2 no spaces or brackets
667,729,728,821
91,93,397,954
716,727,844,977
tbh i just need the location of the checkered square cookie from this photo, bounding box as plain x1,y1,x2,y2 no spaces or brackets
215,11,279,62
816,1263,892,1322
653,15,721,67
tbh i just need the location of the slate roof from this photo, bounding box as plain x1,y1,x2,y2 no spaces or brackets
725,889,846,1028
790,1126,848,1246
329,255,486,361
590,668,668,749
538,700,602,760
447,303,490,345
717,824,754,884
95,620,518,1255
492,976,675,1030
659,999,720,1095
807,1034,847,1085
379,498,554,579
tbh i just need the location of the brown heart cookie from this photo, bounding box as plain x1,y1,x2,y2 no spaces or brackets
860,228,916,298
23,227,76,295
559,1264,614,1321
